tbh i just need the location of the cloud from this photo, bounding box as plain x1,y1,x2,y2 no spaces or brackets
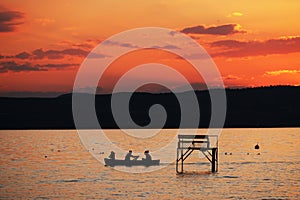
227,12,243,18
61,48,88,56
179,53,211,60
58,39,100,49
102,40,139,48
0,61,44,73
39,63,78,69
31,48,107,59
32,49,63,59
211,36,300,57
180,24,245,35
0,10,24,32
32,48,89,59
0,61,78,73
87,52,108,59
223,74,241,80
264,69,300,76
150,44,181,50
15,51,31,59
169,30,179,36
2,46,108,61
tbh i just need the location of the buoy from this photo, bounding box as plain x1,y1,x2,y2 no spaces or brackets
255,144,260,149
225,152,227,155
45,155,47,158
229,153,232,155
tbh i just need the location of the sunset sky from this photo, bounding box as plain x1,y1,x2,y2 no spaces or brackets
1,0,300,96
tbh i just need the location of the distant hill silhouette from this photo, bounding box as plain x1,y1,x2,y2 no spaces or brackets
0,86,299,129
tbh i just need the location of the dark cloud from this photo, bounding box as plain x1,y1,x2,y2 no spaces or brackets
0,61,44,73
0,10,24,32
181,24,245,35
32,48,89,59
211,37,300,57
38,63,77,69
169,31,179,36
2,47,107,60
32,49,45,59
15,51,31,59
0,61,78,73
87,52,108,59
71,43,94,49
102,40,139,48
58,38,101,50
222,75,241,81
211,40,243,48
61,48,88,56
151,44,181,50
32,49,64,59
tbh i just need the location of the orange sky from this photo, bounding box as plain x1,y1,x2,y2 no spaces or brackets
1,0,300,96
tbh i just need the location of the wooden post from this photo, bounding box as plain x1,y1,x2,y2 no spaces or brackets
181,148,183,173
216,148,218,172
212,148,216,173
176,149,178,173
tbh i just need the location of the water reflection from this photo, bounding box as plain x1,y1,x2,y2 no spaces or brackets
0,128,299,199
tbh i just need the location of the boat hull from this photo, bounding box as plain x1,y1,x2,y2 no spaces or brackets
104,158,160,167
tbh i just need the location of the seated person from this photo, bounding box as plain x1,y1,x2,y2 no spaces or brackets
125,150,139,161
108,151,115,160
142,150,152,161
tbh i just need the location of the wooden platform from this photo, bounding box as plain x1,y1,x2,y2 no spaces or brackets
176,134,218,173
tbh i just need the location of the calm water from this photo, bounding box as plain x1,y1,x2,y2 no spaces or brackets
0,128,299,199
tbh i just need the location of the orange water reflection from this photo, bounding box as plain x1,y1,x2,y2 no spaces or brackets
0,128,299,199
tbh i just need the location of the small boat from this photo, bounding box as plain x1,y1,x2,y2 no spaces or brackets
104,158,160,167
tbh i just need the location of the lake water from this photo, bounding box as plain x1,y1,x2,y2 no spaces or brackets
0,128,299,199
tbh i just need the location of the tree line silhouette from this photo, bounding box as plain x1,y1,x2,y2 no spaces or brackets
0,86,299,129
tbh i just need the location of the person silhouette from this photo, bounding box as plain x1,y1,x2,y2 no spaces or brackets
125,150,139,161
108,151,115,160
142,150,152,161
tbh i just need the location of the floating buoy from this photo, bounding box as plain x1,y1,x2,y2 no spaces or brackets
254,144,260,150
45,155,47,158
247,153,249,155
229,153,232,155
225,152,227,155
